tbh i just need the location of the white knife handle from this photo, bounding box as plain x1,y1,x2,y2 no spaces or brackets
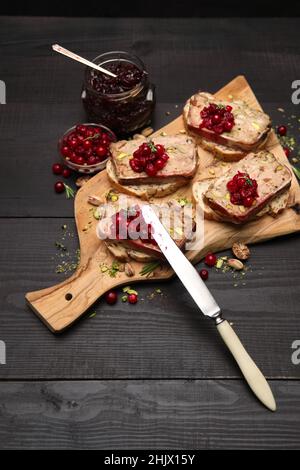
216,319,276,411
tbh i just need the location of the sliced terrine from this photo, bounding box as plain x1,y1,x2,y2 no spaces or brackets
204,151,292,224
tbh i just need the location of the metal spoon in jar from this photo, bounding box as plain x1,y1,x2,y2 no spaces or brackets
52,44,117,78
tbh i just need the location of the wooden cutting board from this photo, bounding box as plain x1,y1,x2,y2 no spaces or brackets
26,75,300,333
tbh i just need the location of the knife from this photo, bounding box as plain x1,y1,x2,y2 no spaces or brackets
141,205,276,411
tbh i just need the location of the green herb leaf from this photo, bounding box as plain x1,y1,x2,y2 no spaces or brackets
139,261,161,276
292,165,300,181
64,183,76,199
148,140,157,153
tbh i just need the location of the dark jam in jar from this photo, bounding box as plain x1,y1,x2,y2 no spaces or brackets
81,51,156,135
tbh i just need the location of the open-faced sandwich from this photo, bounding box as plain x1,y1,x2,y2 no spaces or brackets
193,150,292,224
184,92,271,161
96,195,195,262
107,134,197,200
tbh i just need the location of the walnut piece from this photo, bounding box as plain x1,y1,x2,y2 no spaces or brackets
232,242,250,260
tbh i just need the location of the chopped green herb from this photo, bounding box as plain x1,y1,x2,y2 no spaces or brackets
140,261,161,276
89,311,97,318
121,295,128,302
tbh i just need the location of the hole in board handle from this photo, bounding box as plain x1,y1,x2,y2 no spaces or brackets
65,293,73,301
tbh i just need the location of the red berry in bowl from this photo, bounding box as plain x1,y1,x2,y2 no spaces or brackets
62,168,71,178
105,290,118,305
199,269,209,281
204,253,217,267
128,293,138,304
75,155,85,165
87,155,99,165
76,145,85,155
277,125,287,136
52,163,63,175
83,139,92,150
61,146,71,158
76,124,87,135
69,137,78,149
96,145,107,157
86,128,94,138
54,181,65,193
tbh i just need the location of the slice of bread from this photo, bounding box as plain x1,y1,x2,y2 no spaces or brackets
106,159,189,200
183,96,271,161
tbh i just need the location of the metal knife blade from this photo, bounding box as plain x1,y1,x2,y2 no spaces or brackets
141,205,221,318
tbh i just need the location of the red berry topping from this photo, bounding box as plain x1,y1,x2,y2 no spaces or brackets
226,171,258,207
129,141,169,176
128,293,138,304
200,103,235,135
204,253,217,267
105,290,118,305
52,163,63,175
62,168,71,178
54,181,65,193
199,269,209,280
277,125,287,136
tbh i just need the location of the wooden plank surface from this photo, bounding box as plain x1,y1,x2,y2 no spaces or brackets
1,16,300,449
0,379,300,450
1,218,300,379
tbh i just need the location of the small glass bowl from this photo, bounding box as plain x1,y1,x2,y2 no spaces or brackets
58,123,117,174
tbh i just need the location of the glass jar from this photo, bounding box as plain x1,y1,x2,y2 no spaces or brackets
81,51,156,136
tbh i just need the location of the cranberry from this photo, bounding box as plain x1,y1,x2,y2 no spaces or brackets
76,124,87,135
284,147,290,157
87,155,99,165
224,121,234,132
75,156,85,165
243,196,254,207
52,163,63,175
227,180,237,192
128,293,138,304
277,125,287,136
213,113,221,124
155,144,165,157
54,181,65,193
83,139,92,150
155,158,165,171
77,134,85,143
145,163,157,177
61,145,71,158
76,145,85,155
160,153,169,162
199,269,209,281
96,145,107,157
226,105,233,112
101,136,110,146
62,168,71,178
69,137,78,149
86,128,94,138
204,253,217,267
105,290,118,305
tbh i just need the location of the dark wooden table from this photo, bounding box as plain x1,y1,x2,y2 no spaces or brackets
1,16,300,450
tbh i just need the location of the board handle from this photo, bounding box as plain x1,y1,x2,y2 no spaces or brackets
26,259,106,333
216,319,276,411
